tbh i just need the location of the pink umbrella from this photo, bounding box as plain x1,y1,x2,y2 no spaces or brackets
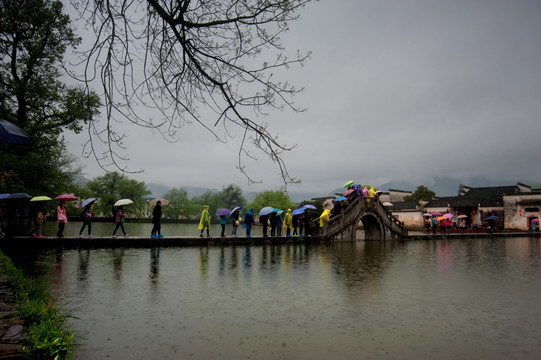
443,213,453,219
343,189,354,196
431,212,442,216
55,194,78,201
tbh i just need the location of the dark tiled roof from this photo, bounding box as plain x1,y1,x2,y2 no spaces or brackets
389,201,418,210
461,185,518,197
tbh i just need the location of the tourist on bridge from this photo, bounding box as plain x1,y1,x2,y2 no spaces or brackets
243,208,254,237
230,208,241,237
56,201,67,238
79,202,95,238
260,214,269,237
269,211,277,236
276,210,283,236
284,209,292,237
319,209,330,228
112,205,128,237
198,205,211,238
151,200,163,238
292,212,299,236
302,209,311,236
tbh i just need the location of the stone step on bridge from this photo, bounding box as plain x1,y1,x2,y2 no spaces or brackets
316,196,408,240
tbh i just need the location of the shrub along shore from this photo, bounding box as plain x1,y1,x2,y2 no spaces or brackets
0,250,75,359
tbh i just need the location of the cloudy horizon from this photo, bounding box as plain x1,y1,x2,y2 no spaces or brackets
65,0,541,198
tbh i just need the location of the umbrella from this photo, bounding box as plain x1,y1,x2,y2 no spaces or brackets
382,202,393,206
149,197,169,206
229,207,242,218
431,212,442,216
343,189,354,196
0,193,10,200
532,219,539,222
114,199,133,206
423,213,433,217
303,204,317,210
276,210,284,216
457,214,468,218
216,208,231,216
484,215,499,221
334,196,347,202
30,196,52,202
259,206,274,216
0,119,31,144
55,194,78,201
6,193,31,200
375,190,383,195
443,213,453,219
80,198,98,209
291,208,305,215
343,180,355,188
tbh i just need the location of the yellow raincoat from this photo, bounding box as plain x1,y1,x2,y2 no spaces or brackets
319,209,330,227
283,209,292,228
198,205,211,230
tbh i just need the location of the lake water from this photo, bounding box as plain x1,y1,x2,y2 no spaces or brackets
5,236,541,359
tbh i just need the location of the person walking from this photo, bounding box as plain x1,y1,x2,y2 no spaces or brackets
198,205,211,237
56,201,67,238
284,209,292,237
231,208,241,237
276,211,283,237
79,203,94,238
112,205,127,237
243,208,254,237
33,206,46,238
303,209,311,236
260,214,269,237
219,215,227,237
151,200,163,238
292,212,299,236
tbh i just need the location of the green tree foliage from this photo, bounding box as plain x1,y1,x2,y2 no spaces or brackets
0,0,100,194
161,188,199,220
248,190,294,213
216,184,246,210
84,172,150,217
404,185,436,202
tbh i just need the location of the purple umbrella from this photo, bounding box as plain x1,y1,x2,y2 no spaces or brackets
216,208,231,216
291,208,305,215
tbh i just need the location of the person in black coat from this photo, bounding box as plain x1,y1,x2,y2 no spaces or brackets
151,201,163,238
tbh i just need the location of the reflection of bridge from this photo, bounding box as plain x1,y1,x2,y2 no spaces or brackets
318,196,408,240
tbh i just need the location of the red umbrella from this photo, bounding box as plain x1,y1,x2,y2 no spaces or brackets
343,189,354,196
55,194,78,201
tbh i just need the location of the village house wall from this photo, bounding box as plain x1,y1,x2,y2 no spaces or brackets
504,194,541,230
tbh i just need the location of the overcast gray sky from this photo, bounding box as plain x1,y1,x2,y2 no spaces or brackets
65,0,541,196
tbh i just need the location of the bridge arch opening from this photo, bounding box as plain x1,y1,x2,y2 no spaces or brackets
359,213,383,240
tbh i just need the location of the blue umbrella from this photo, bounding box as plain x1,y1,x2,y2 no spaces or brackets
484,215,499,221
6,193,31,200
259,206,274,216
0,193,10,200
291,208,305,215
0,119,31,144
303,204,316,210
334,196,347,202
80,198,98,209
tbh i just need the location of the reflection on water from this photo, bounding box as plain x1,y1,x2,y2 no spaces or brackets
8,237,541,360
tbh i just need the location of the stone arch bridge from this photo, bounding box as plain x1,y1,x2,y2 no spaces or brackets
316,196,408,240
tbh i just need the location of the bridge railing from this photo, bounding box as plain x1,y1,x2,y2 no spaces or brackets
318,195,407,239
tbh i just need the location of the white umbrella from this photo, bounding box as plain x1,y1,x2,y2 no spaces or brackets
114,199,133,206
382,202,393,206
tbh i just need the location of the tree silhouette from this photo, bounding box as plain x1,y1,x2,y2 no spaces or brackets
71,0,315,187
